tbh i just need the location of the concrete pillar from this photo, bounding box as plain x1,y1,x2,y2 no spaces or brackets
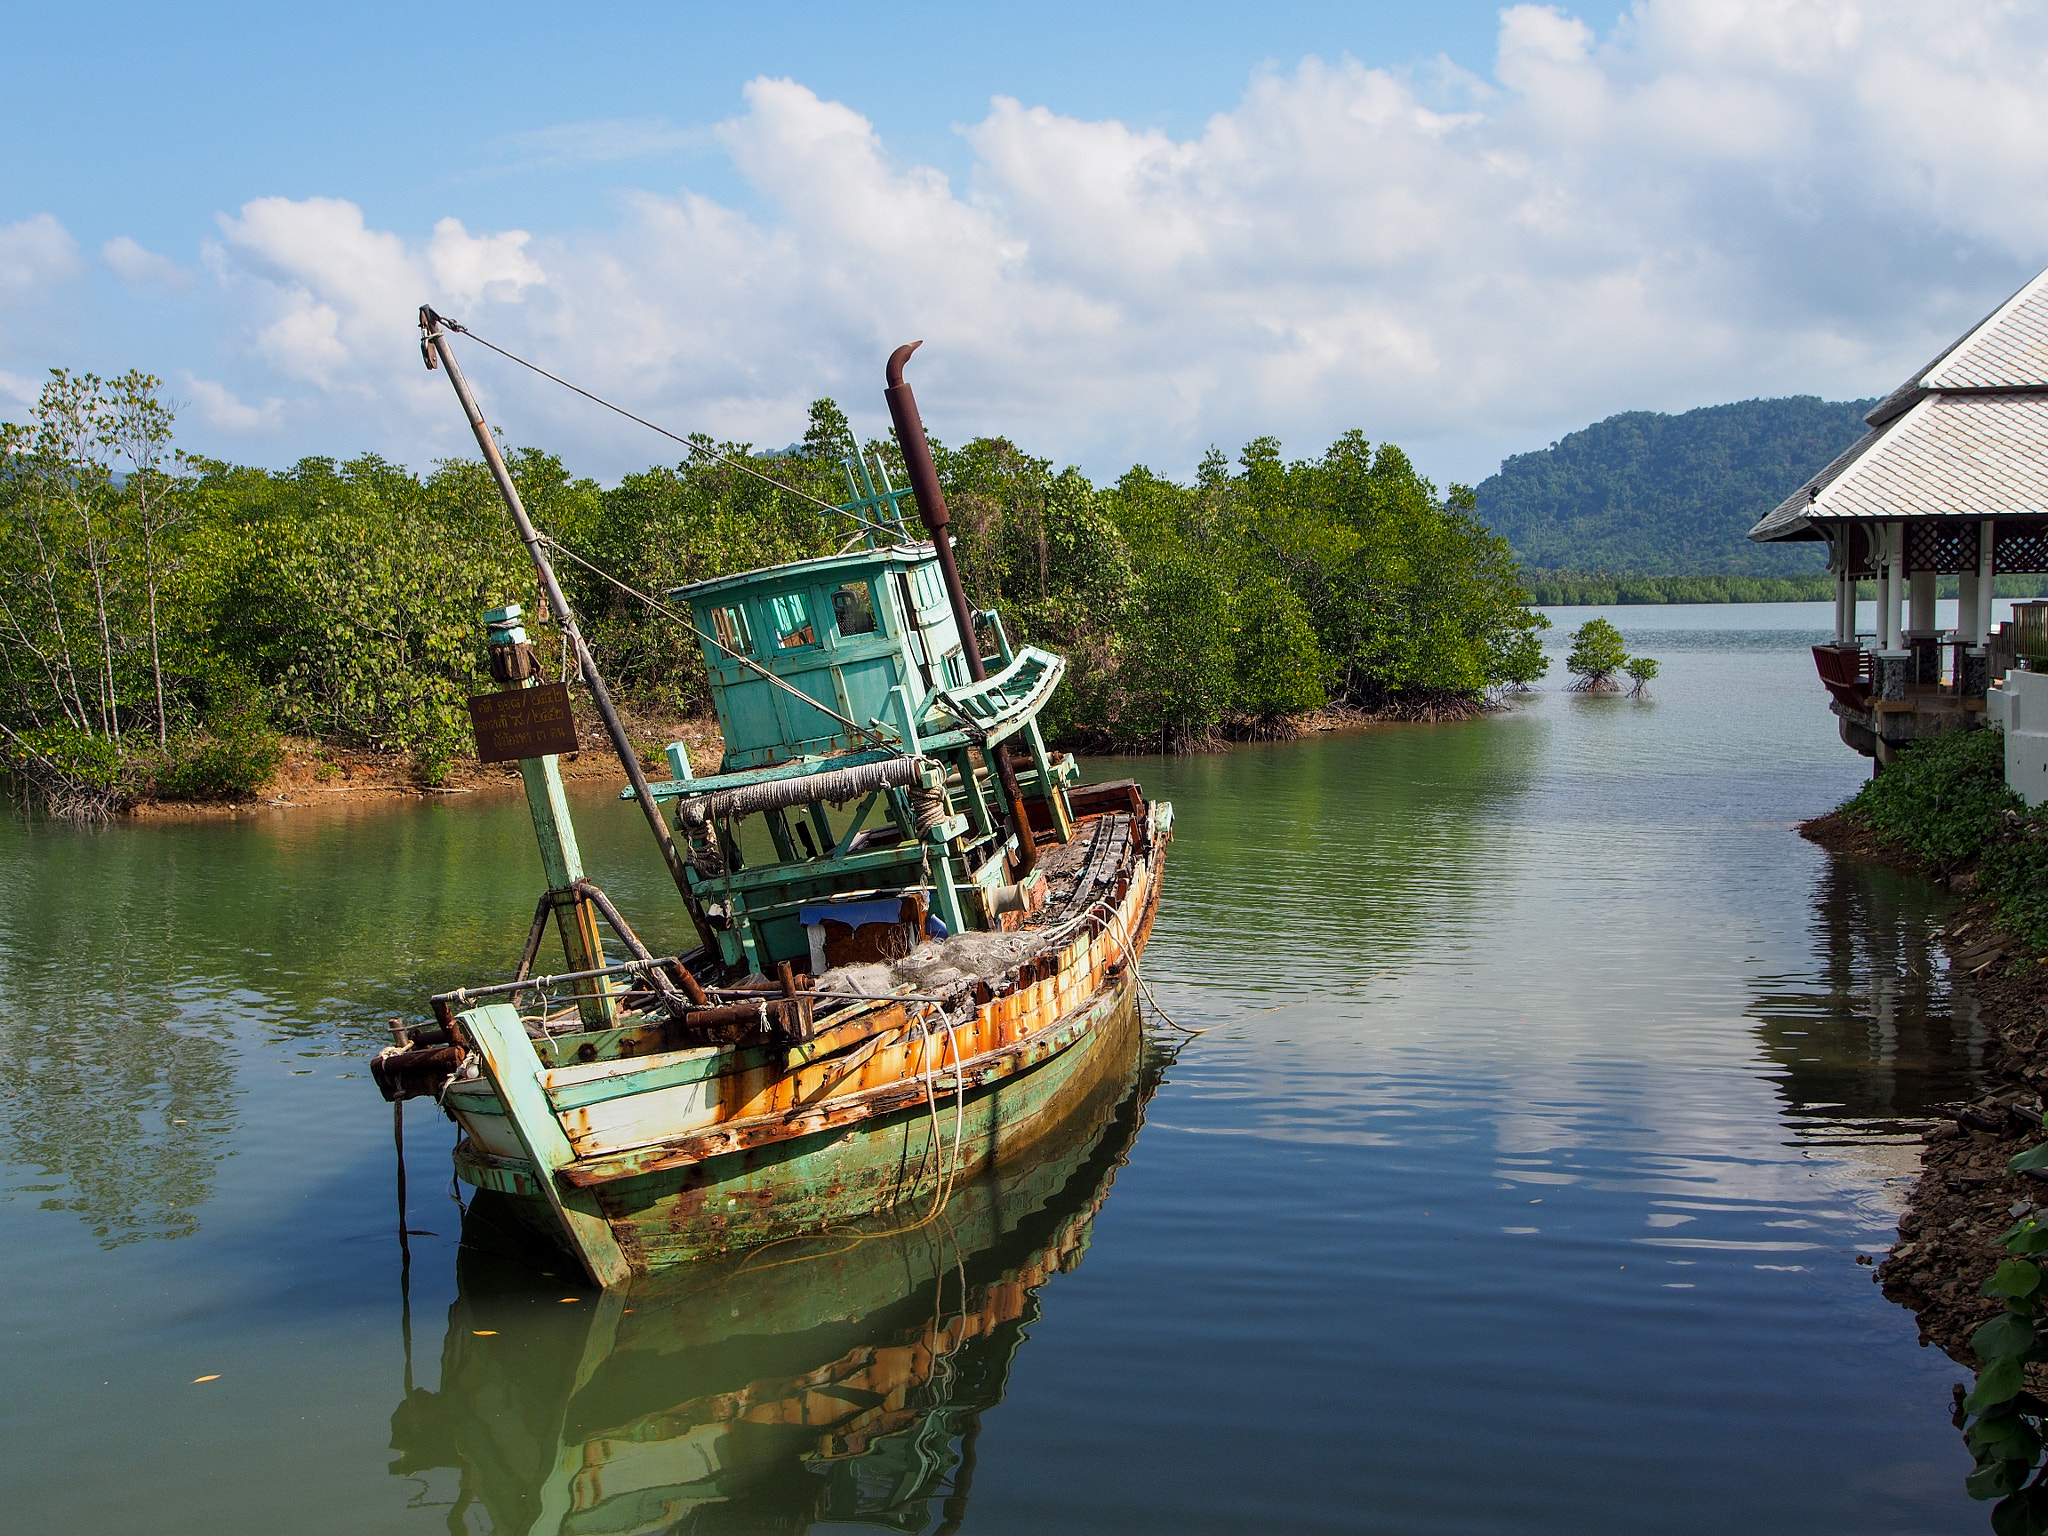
1836,564,1854,644
1908,563,1940,682
1909,566,1937,634
1885,521,1906,651
1959,566,1982,645
1979,519,1998,648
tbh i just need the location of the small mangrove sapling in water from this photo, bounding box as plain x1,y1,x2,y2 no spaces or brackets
1955,1128,2048,1534
1565,618,1629,693
1626,656,1659,697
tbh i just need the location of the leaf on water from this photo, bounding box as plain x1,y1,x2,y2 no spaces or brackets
471,1330,496,1336
192,1374,220,1383
559,1297,580,1303
1977,1313,2038,1361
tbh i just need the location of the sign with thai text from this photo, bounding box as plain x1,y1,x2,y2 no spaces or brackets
468,683,580,763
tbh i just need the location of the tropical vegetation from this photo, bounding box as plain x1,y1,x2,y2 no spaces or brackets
0,371,1552,811
1478,396,1876,577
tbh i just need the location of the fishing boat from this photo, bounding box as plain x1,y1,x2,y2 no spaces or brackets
370,311,1172,1287
388,1024,1160,1533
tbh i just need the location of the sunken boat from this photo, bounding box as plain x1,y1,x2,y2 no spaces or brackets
370,311,1172,1286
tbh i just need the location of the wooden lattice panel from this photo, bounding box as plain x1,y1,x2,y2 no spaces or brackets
1997,521,2048,573
1907,521,1978,574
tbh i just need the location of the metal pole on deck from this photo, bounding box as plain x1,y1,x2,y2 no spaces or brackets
883,342,1038,877
419,306,719,956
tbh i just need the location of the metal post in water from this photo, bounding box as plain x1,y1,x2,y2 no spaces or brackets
883,342,1038,877
419,306,719,957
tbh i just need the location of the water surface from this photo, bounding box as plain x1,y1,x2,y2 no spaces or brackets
0,601,2005,1532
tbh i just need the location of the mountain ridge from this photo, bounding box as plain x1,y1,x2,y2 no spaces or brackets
1475,396,1878,577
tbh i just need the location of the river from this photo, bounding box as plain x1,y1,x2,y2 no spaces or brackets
0,601,2009,1533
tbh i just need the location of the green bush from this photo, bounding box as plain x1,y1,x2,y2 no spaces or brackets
155,730,283,802
1845,728,2017,869
18,725,122,789
1842,728,2048,953
153,669,283,801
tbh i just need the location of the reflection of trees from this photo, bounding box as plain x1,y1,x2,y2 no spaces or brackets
390,1032,1165,1535
0,788,668,1246
1122,720,1537,990
1751,855,1981,1139
0,822,238,1245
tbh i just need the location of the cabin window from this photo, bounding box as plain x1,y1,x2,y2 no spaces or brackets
706,604,752,656
769,592,818,650
831,582,878,637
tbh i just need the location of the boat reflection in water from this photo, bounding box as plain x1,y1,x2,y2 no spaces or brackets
390,995,1159,1535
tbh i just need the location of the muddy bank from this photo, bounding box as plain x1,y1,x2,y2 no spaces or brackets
125,708,726,822
1803,808,2048,1361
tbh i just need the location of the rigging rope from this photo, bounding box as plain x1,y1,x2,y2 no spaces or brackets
431,314,912,543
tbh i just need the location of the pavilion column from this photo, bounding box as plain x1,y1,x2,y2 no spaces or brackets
1908,558,1939,683
1882,522,1906,653
1979,519,1998,647
1962,519,1995,699
1835,560,1854,644
1874,521,1911,702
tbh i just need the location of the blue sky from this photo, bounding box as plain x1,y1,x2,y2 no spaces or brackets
3,1,2043,488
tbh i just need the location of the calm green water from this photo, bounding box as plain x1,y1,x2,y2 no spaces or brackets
0,601,2006,1533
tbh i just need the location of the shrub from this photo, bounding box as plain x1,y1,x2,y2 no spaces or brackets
1565,618,1629,691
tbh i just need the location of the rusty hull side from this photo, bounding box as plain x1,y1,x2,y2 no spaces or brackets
455,805,1166,1272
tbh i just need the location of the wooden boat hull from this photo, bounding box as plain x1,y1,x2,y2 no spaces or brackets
390,1032,1161,1534
438,803,1168,1277
488,977,1139,1268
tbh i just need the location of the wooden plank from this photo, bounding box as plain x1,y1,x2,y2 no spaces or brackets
457,1002,633,1288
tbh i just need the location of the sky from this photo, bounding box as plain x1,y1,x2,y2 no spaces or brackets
3,0,2047,491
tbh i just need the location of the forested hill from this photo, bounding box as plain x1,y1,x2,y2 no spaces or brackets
1474,396,1878,577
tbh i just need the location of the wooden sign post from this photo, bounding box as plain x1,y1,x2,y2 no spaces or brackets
477,604,613,1027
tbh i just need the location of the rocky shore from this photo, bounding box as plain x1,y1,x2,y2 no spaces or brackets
1803,808,2048,1363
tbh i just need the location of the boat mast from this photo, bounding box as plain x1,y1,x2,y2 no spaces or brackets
884,342,1038,877
418,306,714,950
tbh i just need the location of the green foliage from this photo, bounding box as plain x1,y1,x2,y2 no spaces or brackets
1839,726,2048,957
1565,618,1629,689
1475,396,1876,577
1522,572,1835,604
1955,1150,2048,1532
1844,728,2020,868
3,378,1558,787
17,725,122,789
1625,655,1659,697
1521,572,2048,606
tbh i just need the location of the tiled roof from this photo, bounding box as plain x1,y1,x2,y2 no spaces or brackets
1751,262,2048,542
1750,394,2048,540
1923,269,2048,390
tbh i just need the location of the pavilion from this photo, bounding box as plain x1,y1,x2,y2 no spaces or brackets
1749,263,2048,762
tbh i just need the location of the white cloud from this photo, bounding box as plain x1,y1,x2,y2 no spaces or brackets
102,236,195,294
425,218,544,305
493,117,703,171
182,374,283,433
181,0,2048,482
0,213,82,299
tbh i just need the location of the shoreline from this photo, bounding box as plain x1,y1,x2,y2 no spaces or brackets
111,696,1489,822
1801,808,2048,1364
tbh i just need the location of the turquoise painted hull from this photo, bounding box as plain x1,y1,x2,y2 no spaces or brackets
490,977,1141,1269
391,1029,1160,1533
